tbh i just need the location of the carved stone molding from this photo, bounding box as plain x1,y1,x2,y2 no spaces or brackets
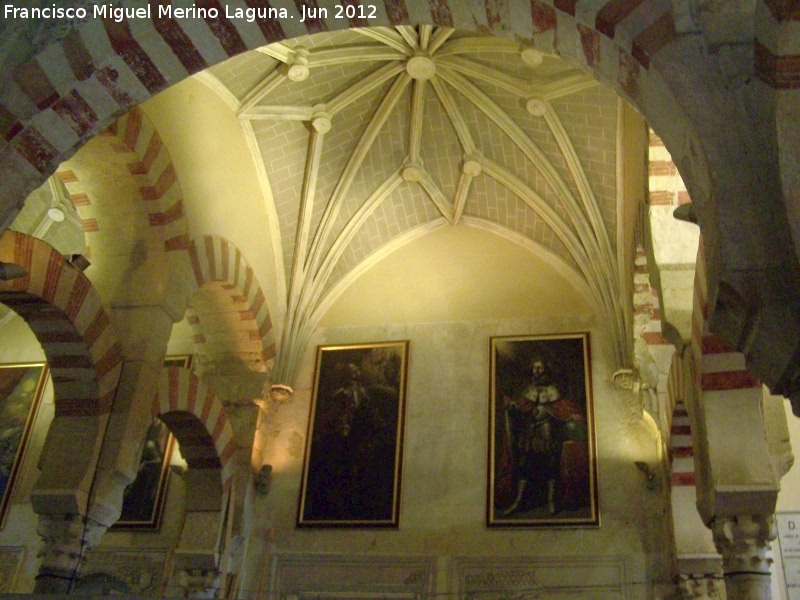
677,575,725,600
176,567,221,599
452,556,630,600
710,515,776,600
269,553,435,599
81,546,168,597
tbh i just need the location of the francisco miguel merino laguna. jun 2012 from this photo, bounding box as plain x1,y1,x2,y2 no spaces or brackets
3,2,379,22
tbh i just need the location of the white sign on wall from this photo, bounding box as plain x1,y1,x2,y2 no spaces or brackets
777,513,800,600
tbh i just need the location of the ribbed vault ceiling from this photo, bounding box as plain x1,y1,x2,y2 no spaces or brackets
205,26,626,382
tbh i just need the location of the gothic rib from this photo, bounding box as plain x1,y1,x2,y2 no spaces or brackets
408,78,427,164
354,27,414,54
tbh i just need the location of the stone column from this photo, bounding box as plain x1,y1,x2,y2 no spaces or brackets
34,514,107,593
170,469,224,598
711,514,776,600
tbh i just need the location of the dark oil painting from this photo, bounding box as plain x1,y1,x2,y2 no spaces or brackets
111,355,189,530
298,342,409,527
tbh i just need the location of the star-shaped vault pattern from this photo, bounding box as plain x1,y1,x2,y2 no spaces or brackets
205,25,629,385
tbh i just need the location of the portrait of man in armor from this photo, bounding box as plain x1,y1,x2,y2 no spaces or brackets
489,334,597,527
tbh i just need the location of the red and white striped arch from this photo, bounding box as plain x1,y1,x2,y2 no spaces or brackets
154,366,237,492
0,230,122,416
684,232,782,530
634,245,696,485
187,235,276,366
107,106,189,252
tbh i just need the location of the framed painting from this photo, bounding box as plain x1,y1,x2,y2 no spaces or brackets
111,355,189,530
163,354,193,370
0,362,48,530
488,333,598,527
298,341,409,527
112,418,174,530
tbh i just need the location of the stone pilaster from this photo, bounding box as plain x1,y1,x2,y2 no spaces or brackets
711,514,776,600
34,514,107,593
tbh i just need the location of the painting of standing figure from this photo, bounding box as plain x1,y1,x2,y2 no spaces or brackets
111,355,189,530
298,342,409,527
488,334,598,527
112,419,174,530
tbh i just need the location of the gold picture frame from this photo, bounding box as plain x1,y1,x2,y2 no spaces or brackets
0,362,48,530
298,342,409,527
488,333,598,527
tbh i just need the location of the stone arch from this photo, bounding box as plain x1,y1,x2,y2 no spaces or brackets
154,366,237,492
153,366,241,595
0,230,122,416
105,106,190,254
0,231,126,593
55,104,193,324
187,235,276,370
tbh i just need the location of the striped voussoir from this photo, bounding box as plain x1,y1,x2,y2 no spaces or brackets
633,246,671,346
667,354,695,486
691,236,761,395
0,231,121,416
55,169,97,245
647,129,690,207
756,0,800,88
109,107,189,251
187,235,276,364
155,366,236,492
633,244,689,484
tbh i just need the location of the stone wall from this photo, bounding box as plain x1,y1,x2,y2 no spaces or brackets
256,316,671,599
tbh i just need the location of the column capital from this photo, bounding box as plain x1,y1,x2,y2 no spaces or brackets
35,514,108,593
678,575,725,599
711,514,776,574
177,568,221,599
